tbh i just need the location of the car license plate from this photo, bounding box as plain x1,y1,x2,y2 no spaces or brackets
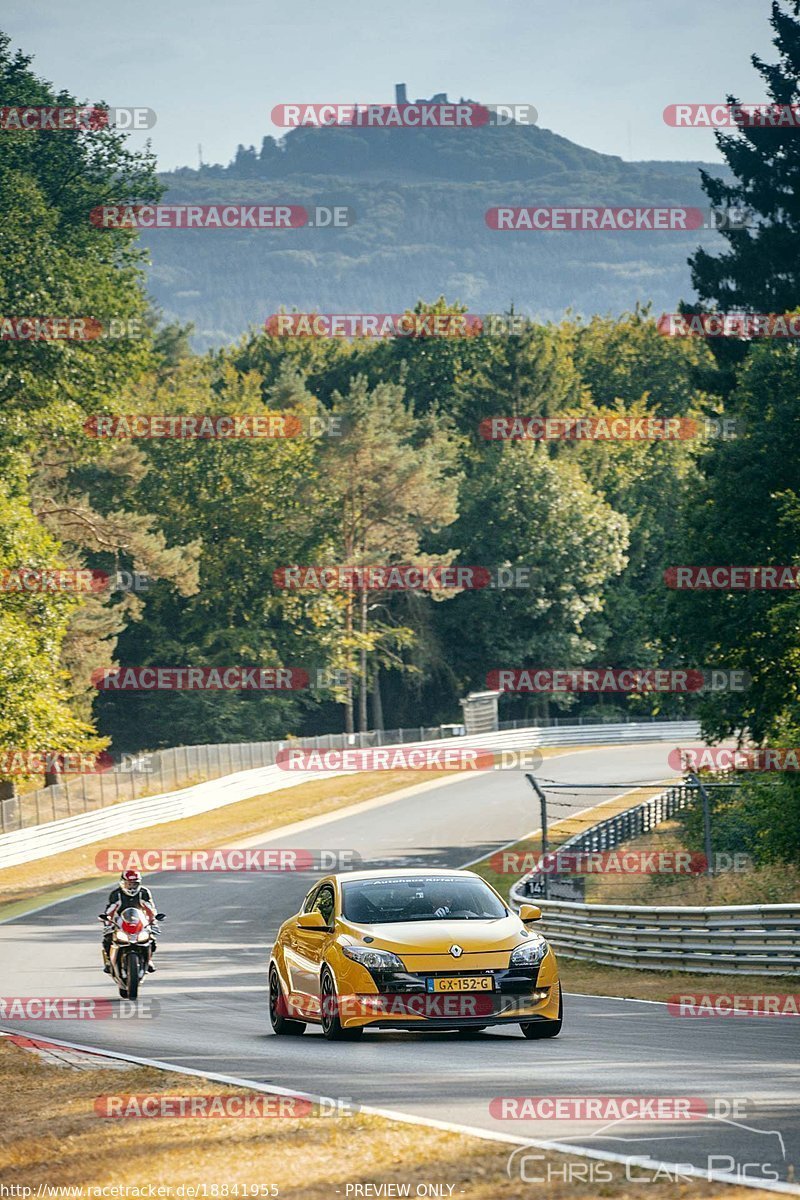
428,976,494,993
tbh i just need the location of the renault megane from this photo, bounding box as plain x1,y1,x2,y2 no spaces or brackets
268,868,562,1039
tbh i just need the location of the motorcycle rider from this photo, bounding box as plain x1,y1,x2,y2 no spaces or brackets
101,869,160,974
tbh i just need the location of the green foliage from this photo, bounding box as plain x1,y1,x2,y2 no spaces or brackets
690,1,800,314
678,772,800,867
667,341,800,742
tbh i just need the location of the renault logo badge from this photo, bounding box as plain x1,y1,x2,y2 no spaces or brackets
449,944,463,958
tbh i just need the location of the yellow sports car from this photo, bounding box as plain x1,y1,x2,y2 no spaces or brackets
268,868,562,1040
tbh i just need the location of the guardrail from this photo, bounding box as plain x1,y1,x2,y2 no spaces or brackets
508,780,800,975
0,720,698,870
509,897,800,975
512,782,698,902
2,715,697,834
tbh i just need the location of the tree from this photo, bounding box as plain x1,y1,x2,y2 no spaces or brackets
0,473,103,795
666,341,800,742
97,359,331,750
436,442,629,719
690,1,800,314
315,375,461,732
0,34,198,760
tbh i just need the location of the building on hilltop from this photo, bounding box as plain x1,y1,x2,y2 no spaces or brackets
394,83,477,106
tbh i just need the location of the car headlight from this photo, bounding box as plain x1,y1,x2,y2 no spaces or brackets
509,939,547,967
343,946,405,971
114,931,130,943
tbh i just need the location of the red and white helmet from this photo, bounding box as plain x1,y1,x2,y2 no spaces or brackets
119,869,142,897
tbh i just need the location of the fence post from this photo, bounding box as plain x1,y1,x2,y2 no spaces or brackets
688,772,714,876
525,774,549,900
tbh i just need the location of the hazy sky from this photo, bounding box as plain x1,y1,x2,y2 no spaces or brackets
4,0,777,171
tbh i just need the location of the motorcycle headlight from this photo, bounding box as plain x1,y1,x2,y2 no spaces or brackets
343,946,405,971
510,938,547,968
114,930,130,943
137,930,151,943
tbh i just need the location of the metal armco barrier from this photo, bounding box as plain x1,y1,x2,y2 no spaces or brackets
508,781,800,976
2,714,696,835
514,782,698,898
508,897,800,976
0,720,697,869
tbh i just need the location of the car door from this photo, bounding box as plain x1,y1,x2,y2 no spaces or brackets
282,883,319,1007
286,882,336,1016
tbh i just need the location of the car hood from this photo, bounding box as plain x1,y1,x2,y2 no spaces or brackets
340,914,534,954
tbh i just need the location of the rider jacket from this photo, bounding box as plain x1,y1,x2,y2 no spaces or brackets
104,886,156,922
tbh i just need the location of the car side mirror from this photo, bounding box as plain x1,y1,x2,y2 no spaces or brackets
519,904,542,922
297,911,330,930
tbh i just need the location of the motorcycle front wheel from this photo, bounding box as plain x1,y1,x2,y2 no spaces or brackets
126,949,140,1000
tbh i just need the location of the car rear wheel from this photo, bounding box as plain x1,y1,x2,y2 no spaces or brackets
520,983,562,1039
320,967,363,1041
269,965,306,1035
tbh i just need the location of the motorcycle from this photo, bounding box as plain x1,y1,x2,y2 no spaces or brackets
98,906,165,999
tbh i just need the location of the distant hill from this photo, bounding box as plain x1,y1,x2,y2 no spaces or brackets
142,120,729,349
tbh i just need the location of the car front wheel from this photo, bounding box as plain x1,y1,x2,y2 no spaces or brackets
269,965,306,1035
520,983,562,1039
320,967,363,1041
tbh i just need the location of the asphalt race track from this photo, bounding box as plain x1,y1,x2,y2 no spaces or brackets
2,741,799,1191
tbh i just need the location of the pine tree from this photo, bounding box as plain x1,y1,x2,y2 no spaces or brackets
690,0,800,313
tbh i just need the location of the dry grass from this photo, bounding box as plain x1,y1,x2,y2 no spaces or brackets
0,1040,779,1199
559,957,800,1002
470,786,800,1002
473,783,669,898
0,772,430,914
580,820,800,906
0,745,590,918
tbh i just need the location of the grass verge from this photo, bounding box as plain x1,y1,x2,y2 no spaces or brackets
470,785,800,1003
0,745,595,920
0,772,430,917
0,1038,780,1199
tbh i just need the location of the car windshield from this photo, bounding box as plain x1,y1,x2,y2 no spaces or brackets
341,875,507,924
